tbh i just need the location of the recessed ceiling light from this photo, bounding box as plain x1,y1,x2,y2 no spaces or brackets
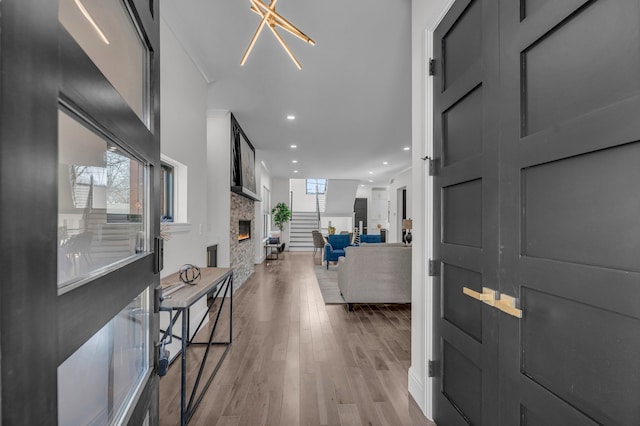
290,144,297,148
287,115,295,120
292,160,298,163
368,171,373,174
403,146,411,151
383,161,388,165
360,184,365,187
369,179,373,183
293,170,299,173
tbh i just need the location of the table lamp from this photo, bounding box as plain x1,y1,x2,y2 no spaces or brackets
402,219,413,244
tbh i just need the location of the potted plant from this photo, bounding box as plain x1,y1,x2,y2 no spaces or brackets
271,202,292,232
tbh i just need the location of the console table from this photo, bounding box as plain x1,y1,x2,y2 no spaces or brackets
160,267,233,426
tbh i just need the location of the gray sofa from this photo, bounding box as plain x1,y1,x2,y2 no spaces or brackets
337,243,412,310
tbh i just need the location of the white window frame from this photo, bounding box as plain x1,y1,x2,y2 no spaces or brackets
160,153,190,233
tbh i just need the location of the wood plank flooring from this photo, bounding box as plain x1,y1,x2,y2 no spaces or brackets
159,252,435,426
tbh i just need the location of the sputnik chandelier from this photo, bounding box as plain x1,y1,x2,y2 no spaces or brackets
240,0,315,70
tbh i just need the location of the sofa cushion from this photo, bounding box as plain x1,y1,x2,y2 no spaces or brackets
359,234,382,244
327,234,351,249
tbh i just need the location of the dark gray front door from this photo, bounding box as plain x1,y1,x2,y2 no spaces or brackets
432,0,500,424
499,0,640,424
1,0,161,423
433,0,640,424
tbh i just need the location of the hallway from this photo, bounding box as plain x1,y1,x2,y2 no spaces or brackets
159,252,434,425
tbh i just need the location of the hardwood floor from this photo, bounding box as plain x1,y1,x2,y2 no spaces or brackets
159,252,435,426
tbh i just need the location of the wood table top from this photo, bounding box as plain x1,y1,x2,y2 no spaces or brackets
160,267,232,309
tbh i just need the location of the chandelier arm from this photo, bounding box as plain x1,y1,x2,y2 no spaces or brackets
241,0,278,65
250,6,314,45
251,0,314,45
268,25,302,69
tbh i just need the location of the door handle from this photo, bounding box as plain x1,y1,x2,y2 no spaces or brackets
462,287,497,305
494,293,523,318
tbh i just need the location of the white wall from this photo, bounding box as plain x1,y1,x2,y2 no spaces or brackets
410,0,452,419
353,185,391,236
160,17,209,276
370,187,389,234
389,168,412,243
270,178,291,249
290,178,317,212
206,111,231,268
159,16,210,346
324,179,359,215
254,153,272,263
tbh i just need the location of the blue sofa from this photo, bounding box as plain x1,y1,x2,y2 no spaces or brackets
359,234,382,244
324,234,351,269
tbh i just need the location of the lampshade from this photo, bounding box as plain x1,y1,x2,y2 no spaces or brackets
402,219,413,230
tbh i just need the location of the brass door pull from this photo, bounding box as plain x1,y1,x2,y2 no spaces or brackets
462,287,496,305
462,287,523,318
494,293,523,318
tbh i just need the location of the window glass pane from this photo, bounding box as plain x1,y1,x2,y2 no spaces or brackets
160,164,174,222
306,178,327,194
58,288,150,425
59,0,148,123
58,109,147,288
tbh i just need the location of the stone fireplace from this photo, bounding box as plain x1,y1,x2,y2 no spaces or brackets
230,192,255,288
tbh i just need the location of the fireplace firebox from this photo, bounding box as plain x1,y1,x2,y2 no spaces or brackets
238,220,251,242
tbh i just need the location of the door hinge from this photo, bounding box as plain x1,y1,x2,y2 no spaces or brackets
428,360,439,377
428,58,436,76
428,157,437,176
428,259,439,276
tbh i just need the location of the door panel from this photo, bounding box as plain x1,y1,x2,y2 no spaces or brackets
442,263,483,342
443,0,482,90
442,179,483,247
443,85,483,166
1,0,161,422
522,143,640,271
442,340,483,425
499,0,640,425
433,0,501,424
522,0,640,136
435,0,640,424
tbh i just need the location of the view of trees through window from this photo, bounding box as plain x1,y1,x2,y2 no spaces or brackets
70,150,143,222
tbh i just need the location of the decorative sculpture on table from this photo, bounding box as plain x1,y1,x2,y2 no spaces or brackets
179,264,202,285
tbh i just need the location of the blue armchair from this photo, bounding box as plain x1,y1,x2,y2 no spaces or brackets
324,234,351,269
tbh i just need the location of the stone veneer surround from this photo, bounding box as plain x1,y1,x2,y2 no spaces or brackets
230,192,255,288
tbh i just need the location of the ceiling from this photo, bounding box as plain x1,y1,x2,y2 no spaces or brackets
160,0,413,185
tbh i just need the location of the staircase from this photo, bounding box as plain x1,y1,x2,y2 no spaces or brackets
288,211,319,251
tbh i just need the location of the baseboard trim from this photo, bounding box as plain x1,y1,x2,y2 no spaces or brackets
408,367,426,417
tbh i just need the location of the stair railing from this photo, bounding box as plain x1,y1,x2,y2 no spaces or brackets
315,189,321,230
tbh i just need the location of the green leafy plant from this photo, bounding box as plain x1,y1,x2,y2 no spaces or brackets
271,202,292,232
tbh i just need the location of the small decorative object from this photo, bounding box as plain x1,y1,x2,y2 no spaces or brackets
271,202,292,232
377,223,382,229
135,231,145,253
328,226,336,235
403,219,413,244
160,220,171,241
179,264,201,285
268,236,280,245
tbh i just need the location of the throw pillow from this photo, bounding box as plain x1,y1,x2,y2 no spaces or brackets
268,237,280,245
